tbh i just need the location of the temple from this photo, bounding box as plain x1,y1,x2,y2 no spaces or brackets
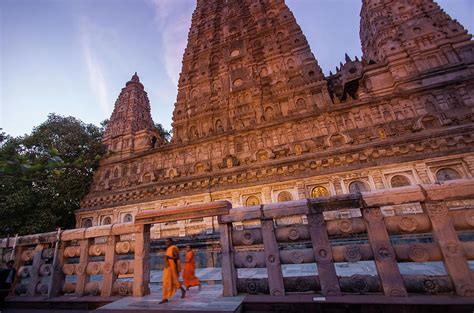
77,0,474,242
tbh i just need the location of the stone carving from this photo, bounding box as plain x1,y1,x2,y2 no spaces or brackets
338,219,353,234
38,264,52,277
88,244,106,256
345,245,362,263
374,246,394,262
114,260,134,275
62,264,76,276
408,244,430,263
103,262,113,274
115,241,135,254
86,262,103,275
241,230,255,246
426,205,449,220
290,250,304,264
267,254,276,264
422,279,439,294
314,247,331,263
247,281,258,294
64,246,80,258
443,242,464,258
398,216,418,232
243,253,257,268
35,283,49,295
287,227,300,241
349,274,370,294
363,209,383,222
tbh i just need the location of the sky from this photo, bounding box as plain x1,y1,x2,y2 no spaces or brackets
1,0,473,137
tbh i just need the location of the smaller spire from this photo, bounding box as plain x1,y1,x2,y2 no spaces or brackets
329,70,333,76
345,53,352,62
131,72,140,83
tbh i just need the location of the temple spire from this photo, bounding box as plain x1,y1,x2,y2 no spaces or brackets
360,0,473,75
171,0,329,143
103,74,160,157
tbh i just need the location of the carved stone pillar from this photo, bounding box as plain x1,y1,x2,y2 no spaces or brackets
178,220,186,237
133,224,150,297
370,170,385,189
464,155,474,175
262,187,272,204
101,234,118,297
414,163,432,184
330,176,344,195
423,202,474,296
231,192,242,207
295,182,306,199
27,245,45,296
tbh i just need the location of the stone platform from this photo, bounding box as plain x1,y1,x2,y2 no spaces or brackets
95,285,244,313
2,295,122,313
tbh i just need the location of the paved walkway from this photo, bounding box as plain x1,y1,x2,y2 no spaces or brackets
95,285,244,313
65,261,474,284
148,261,474,283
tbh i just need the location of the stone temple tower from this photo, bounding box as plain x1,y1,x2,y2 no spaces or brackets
79,0,474,241
360,0,474,77
171,0,332,144
103,73,161,158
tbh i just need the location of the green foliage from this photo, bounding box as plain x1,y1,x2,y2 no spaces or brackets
0,114,106,236
154,123,172,143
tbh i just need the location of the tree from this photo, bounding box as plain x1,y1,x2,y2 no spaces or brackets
0,114,106,235
154,123,172,143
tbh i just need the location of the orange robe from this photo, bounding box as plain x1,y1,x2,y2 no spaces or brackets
162,245,181,300
183,250,200,288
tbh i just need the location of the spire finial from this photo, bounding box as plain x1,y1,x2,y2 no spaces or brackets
131,72,140,83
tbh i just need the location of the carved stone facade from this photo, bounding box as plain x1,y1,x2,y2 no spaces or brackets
77,0,474,239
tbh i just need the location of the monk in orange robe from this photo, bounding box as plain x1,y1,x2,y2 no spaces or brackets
159,238,186,304
183,245,202,290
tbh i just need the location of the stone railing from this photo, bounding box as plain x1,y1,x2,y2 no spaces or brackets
0,201,232,300
1,179,473,301
0,223,150,298
218,179,474,297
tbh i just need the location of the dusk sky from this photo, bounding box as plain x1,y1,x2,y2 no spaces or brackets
1,0,473,137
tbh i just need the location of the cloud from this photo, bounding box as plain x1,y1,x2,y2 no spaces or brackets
77,17,110,117
147,0,194,86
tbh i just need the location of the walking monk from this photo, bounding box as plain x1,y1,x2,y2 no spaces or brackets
160,238,186,304
183,245,202,290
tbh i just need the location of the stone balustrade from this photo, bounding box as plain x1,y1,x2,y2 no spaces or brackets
218,179,474,297
1,179,473,301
